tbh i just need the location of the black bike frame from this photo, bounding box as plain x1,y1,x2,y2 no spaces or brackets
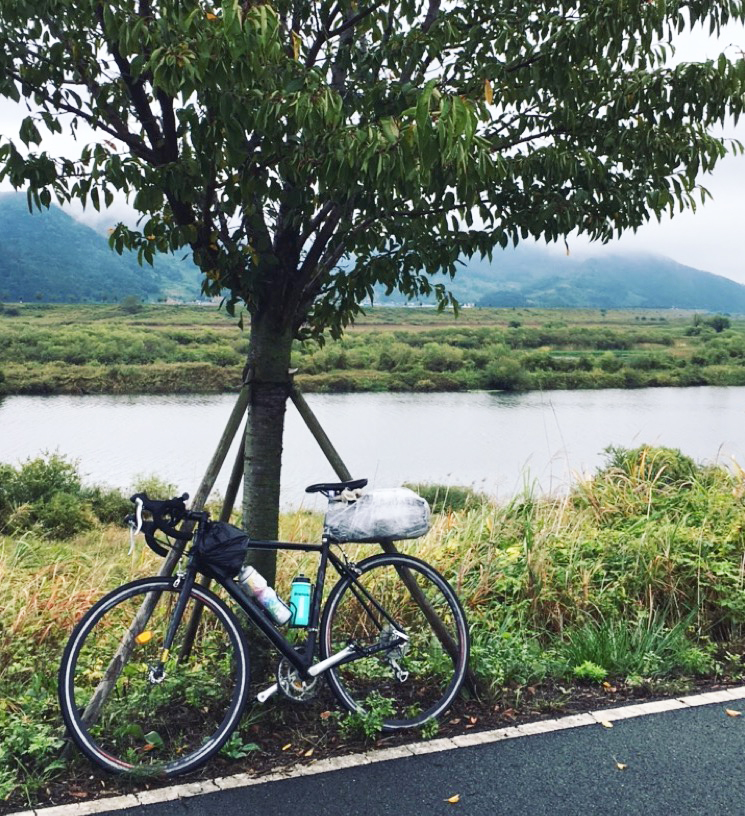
221,539,333,677
160,521,405,688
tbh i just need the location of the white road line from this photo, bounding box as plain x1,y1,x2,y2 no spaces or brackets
12,685,745,816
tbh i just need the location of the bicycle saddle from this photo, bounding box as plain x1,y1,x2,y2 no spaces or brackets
305,478,368,495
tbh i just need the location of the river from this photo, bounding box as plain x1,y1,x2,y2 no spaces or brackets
0,387,741,508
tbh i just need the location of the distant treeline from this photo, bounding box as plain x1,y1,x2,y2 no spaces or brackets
1,304,745,395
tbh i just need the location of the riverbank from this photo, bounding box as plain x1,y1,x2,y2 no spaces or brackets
2,303,745,395
2,445,745,810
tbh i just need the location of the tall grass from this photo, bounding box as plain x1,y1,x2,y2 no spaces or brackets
2,445,745,804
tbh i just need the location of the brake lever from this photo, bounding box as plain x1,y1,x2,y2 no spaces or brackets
128,497,144,555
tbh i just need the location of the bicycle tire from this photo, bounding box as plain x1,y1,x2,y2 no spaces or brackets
59,576,250,776
320,553,469,730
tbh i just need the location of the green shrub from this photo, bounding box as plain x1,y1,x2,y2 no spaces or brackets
599,445,698,487
132,473,179,499
9,453,82,504
119,295,143,314
0,454,107,538
83,486,131,524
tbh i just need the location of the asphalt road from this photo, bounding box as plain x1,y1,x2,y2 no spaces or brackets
73,701,745,816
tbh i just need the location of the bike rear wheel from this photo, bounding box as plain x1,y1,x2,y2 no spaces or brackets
320,553,469,730
59,576,250,776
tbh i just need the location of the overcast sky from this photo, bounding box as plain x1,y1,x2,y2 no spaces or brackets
1,19,744,283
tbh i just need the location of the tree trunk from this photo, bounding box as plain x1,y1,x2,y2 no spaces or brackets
242,314,295,587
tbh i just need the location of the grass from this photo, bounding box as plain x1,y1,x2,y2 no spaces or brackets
3,444,745,806
3,303,745,395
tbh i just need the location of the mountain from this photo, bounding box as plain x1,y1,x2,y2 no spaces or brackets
380,245,745,312
3,191,744,311
471,251,745,311
0,193,203,303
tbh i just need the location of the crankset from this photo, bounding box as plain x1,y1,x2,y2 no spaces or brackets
276,653,321,703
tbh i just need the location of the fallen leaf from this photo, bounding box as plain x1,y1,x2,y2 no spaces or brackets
445,794,461,803
319,711,332,721
725,709,742,718
304,748,314,757
468,716,478,724
282,743,292,751
449,718,462,725
600,721,614,729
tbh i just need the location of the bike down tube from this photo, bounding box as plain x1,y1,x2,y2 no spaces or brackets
254,539,340,703
221,538,327,662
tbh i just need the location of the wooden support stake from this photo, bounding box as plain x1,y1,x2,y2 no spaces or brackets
290,383,352,482
66,386,251,752
178,419,247,661
289,383,478,697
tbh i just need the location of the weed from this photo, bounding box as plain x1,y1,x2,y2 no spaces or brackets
337,692,396,741
219,733,260,760
572,661,608,683
420,718,439,740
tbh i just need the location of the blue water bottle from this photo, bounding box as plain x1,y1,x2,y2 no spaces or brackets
289,574,312,627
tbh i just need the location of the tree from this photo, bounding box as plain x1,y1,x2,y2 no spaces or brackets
705,314,731,332
1,1,744,579
119,294,143,313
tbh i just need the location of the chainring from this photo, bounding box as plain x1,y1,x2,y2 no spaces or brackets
277,655,321,703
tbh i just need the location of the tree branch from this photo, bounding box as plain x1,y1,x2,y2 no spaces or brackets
306,0,387,69
298,202,344,279
94,5,165,160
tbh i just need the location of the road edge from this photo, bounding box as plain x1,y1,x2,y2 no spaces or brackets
11,685,745,816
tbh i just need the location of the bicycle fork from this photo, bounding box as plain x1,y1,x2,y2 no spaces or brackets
148,571,195,684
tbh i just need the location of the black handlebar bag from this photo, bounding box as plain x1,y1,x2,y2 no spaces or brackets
194,521,250,581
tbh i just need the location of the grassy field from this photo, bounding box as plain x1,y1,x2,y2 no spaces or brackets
2,302,745,395
2,446,745,808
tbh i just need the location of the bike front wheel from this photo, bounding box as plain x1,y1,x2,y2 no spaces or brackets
59,576,250,776
320,553,469,730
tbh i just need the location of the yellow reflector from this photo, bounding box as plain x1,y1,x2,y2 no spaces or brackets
135,631,153,645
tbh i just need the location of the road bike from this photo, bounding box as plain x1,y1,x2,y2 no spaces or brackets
58,479,470,777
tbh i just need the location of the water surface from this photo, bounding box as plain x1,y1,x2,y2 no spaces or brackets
0,387,741,508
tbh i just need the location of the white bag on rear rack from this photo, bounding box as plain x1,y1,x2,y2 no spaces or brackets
324,488,431,543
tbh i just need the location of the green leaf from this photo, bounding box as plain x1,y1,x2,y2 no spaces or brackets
144,731,164,749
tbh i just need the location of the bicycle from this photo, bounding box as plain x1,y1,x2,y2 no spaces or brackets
58,479,470,777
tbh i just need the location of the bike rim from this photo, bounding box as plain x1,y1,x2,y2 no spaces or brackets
60,579,248,776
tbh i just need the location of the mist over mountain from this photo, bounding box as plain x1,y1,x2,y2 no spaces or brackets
2,191,744,312
377,244,745,312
